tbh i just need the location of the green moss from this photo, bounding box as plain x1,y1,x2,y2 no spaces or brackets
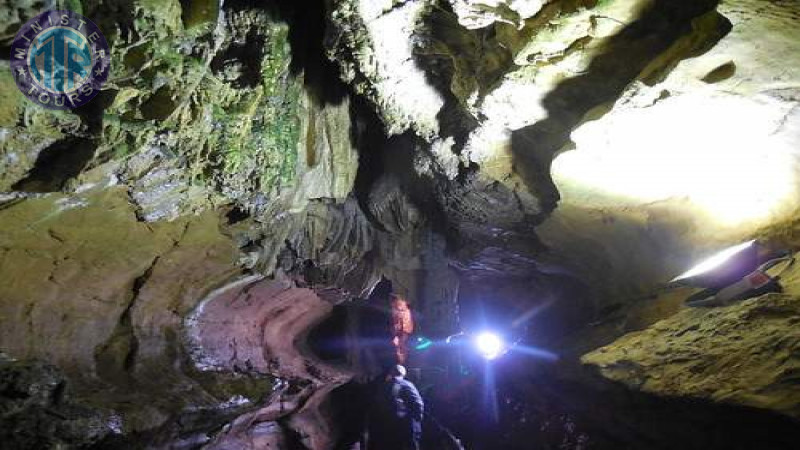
199,20,302,199
0,70,22,127
259,27,302,189
84,4,303,211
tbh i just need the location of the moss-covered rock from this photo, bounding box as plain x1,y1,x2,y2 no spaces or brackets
583,292,800,419
1,0,350,223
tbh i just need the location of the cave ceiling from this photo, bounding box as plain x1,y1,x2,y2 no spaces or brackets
1,0,800,448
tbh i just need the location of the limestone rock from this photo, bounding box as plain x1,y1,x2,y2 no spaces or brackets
187,277,353,450
321,0,736,317
0,189,273,444
583,293,800,419
538,0,800,312
3,0,800,448
325,0,445,138
290,93,359,212
449,0,555,29
2,0,357,227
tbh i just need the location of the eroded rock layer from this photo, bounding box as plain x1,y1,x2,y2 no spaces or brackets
583,292,800,419
0,189,268,447
2,0,800,448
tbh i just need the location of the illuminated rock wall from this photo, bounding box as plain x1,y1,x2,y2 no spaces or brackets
583,267,800,421
1,0,800,448
539,0,800,315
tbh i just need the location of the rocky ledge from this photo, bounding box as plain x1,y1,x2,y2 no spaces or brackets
583,292,800,420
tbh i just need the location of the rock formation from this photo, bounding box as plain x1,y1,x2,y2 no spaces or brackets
583,292,800,420
1,0,800,448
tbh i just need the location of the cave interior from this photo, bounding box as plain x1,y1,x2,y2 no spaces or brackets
1,0,800,449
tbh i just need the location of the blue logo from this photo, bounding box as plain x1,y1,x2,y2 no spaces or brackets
10,10,110,110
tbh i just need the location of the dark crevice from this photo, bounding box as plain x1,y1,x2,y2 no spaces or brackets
210,29,266,89
0,43,10,61
93,257,159,384
74,88,118,136
120,259,155,373
412,2,494,151
12,138,97,193
352,113,455,242
225,205,251,225
431,358,800,450
275,0,349,106
350,94,390,230
278,419,307,449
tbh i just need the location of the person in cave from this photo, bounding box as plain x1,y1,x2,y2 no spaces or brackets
390,294,414,364
367,364,425,450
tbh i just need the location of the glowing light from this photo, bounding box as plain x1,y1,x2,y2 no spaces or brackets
552,94,800,226
414,336,433,351
671,240,756,282
511,345,560,361
474,332,504,360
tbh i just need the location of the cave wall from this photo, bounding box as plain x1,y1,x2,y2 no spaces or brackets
0,0,359,447
187,277,353,450
2,0,800,448
0,188,273,447
323,0,800,317
321,0,746,317
542,0,800,313
0,1,454,446
320,0,800,445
